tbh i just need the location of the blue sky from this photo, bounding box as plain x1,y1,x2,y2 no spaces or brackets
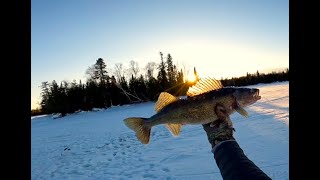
31,0,288,109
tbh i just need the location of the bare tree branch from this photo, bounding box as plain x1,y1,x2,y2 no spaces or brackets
114,63,124,82
115,83,143,102
145,61,157,79
129,60,140,78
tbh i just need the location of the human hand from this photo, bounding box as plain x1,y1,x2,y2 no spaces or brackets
202,104,235,148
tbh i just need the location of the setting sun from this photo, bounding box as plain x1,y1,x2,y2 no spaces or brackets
187,72,197,83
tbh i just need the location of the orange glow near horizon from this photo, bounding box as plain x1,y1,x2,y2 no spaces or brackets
186,72,197,83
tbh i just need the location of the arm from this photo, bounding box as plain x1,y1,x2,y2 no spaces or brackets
202,105,271,180
212,139,271,180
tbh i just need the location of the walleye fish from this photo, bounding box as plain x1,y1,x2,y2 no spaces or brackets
123,78,261,144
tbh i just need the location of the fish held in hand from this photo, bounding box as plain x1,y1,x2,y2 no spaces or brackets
124,78,261,144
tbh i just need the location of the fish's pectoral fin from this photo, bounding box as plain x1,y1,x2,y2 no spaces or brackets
155,92,178,112
235,106,249,117
165,123,182,137
187,77,223,97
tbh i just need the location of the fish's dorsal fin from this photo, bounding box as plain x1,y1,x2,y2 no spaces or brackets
187,77,224,97
155,92,178,112
165,123,182,136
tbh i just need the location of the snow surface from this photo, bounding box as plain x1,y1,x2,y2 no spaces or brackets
31,81,289,180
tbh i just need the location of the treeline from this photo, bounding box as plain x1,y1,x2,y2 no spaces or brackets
31,52,289,117
220,68,289,87
35,52,189,117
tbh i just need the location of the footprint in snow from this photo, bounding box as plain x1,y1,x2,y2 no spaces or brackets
162,168,170,172
82,164,91,168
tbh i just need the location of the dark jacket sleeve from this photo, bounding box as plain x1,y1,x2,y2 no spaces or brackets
213,140,272,180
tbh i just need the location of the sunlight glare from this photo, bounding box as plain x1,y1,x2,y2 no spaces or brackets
187,72,197,83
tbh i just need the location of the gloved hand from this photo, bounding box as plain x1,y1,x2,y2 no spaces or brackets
202,104,235,148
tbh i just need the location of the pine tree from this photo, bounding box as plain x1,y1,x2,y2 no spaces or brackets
94,58,109,85
119,76,131,104
166,54,175,87
177,69,184,84
93,58,111,108
84,81,96,111
174,69,188,96
129,75,137,98
137,75,147,101
146,76,158,101
157,52,168,91
110,75,120,106
48,80,59,113
172,65,178,84
58,81,69,115
40,81,50,113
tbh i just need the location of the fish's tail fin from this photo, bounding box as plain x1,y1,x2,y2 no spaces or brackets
123,117,151,144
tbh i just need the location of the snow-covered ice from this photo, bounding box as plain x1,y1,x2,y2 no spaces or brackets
31,81,289,180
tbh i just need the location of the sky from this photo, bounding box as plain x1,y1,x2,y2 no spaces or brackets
31,0,288,109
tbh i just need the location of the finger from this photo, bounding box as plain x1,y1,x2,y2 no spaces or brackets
215,104,228,119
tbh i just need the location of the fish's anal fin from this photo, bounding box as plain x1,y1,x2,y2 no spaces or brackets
155,92,178,112
187,77,224,97
235,106,249,117
165,123,182,137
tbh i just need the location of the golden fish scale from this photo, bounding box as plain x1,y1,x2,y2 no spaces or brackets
146,96,235,127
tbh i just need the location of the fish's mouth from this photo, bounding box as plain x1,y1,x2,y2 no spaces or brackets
234,88,262,107
243,89,261,106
